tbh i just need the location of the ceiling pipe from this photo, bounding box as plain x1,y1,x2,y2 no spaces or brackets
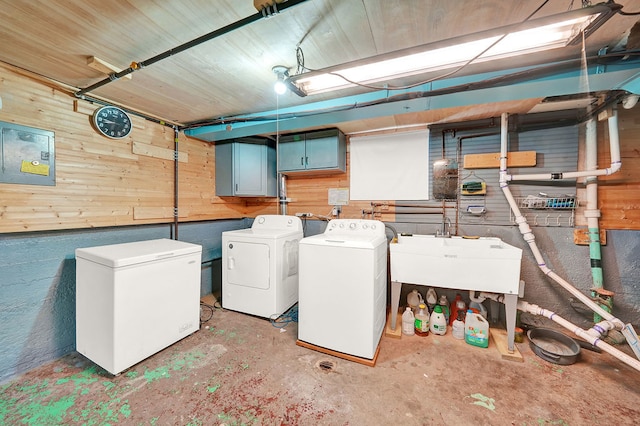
184,53,640,141
74,0,310,98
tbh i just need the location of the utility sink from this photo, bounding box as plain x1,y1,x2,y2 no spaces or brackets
391,234,522,293
389,234,523,352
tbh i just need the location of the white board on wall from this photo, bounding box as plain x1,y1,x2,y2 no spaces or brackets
350,130,430,200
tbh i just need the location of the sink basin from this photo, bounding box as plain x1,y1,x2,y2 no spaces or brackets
390,234,522,294
389,234,523,352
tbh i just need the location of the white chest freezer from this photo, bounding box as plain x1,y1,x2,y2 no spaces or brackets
75,238,202,375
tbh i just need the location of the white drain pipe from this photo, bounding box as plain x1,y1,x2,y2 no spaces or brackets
498,112,640,363
498,112,624,327
518,300,640,372
584,117,610,322
479,292,640,373
504,112,621,182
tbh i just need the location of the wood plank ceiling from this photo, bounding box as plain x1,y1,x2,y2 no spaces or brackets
1,0,639,137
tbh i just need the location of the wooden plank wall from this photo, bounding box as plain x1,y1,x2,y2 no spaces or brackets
575,108,640,230
0,66,251,233
2,65,638,233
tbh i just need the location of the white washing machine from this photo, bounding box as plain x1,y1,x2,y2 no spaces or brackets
222,214,303,318
298,219,388,359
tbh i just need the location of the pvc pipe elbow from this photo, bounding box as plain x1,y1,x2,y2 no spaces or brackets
606,161,622,175
479,292,503,303
469,290,486,303
588,320,619,337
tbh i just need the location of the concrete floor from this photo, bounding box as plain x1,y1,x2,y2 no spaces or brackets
2,303,639,425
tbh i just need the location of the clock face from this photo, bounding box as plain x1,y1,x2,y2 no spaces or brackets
92,106,132,139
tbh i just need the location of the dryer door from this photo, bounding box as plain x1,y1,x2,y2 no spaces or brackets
226,241,270,289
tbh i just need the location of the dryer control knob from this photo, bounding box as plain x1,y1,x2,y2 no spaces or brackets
258,217,265,224
349,222,357,230
362,224,368,229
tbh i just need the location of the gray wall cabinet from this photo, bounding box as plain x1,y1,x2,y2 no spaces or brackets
215,138,277,196
277,129,346,174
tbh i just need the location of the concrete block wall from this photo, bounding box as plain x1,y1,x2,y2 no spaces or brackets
0,219,247,384
1,217,638,384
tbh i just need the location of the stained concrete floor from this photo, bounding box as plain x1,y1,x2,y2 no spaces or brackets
2,302,640,425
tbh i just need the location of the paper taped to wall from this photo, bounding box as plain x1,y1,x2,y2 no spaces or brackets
21,160,50,176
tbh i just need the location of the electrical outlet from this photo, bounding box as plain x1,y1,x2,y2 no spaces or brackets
295,212,313,217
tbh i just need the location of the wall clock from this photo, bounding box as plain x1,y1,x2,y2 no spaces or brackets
92,105,132,139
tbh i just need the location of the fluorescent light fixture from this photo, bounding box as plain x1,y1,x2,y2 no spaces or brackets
289,3,621,96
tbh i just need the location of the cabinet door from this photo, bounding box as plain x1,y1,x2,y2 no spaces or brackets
277,135,306,171
305,130,344,170
234,142,266,195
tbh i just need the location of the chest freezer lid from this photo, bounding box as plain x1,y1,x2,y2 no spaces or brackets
75,238,202,268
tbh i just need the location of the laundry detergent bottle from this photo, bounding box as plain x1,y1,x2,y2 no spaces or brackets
464,310,489,348
429,304,447,335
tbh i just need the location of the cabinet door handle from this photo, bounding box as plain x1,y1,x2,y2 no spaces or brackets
305,156,308,166
300,157,304,166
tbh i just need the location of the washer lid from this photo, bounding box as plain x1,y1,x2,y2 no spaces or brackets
75,238,202,268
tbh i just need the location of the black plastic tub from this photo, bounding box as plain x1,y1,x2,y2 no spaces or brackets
527,327,581,365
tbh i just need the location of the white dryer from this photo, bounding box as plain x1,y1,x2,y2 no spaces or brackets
222,215,303,318
298,219,388,359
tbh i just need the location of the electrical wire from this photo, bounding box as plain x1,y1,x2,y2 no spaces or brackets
200,301,216,325
292,0,551,92
618,9,640,15
269,304,299,328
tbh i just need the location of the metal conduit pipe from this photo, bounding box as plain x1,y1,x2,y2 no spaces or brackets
173,126,180,240
478,292,640,373
74,0,310,97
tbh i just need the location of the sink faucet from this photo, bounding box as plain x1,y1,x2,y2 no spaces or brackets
436,216,451,238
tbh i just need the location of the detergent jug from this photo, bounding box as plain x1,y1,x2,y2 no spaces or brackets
407,289,423,312
464,310,489,348
429,304,447,335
